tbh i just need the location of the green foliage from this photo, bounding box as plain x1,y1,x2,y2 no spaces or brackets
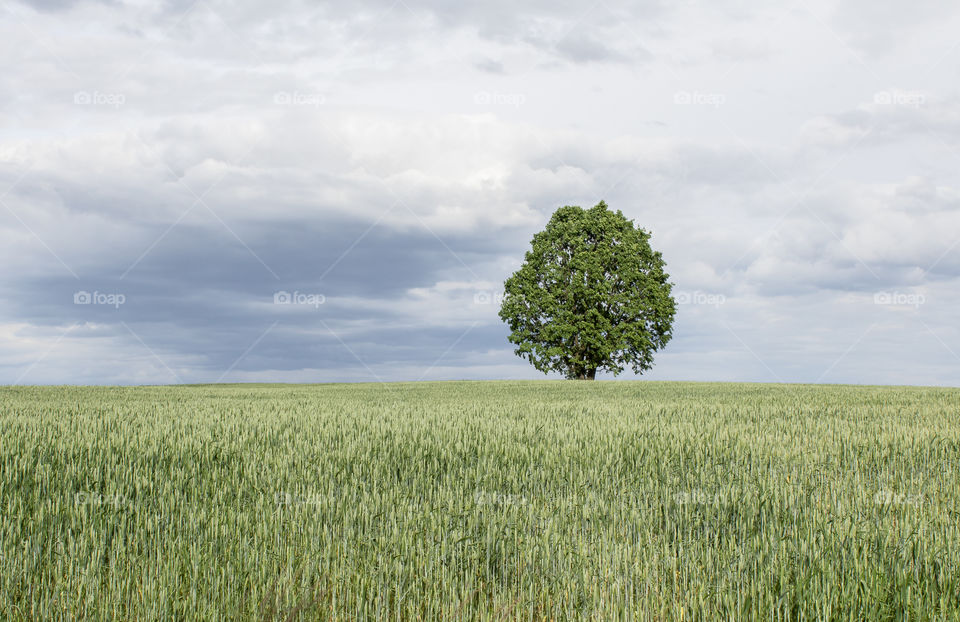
499,201,676,379
2,382,959,620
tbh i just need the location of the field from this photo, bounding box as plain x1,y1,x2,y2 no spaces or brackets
2,381,959,620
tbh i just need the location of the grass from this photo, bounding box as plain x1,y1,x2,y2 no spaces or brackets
1,381,959,620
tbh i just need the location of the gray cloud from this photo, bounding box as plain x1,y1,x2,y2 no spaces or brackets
1,0,960,385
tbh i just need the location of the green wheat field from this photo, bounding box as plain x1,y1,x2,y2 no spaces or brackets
2,381,959,620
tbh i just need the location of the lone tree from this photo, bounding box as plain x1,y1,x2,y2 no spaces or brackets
498,201,676,380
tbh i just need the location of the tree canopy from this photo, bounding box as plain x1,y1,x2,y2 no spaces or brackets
498,201,676,380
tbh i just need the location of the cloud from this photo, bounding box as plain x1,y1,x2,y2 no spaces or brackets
828,0,960,57
1,1,960,385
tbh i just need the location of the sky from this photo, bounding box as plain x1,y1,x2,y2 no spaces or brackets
1,0,959,386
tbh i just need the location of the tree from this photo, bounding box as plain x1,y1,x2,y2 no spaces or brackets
498,201,676,380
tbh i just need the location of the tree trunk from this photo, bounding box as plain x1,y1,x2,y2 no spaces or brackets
586,368,597,380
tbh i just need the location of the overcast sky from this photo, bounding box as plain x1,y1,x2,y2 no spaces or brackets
1,0,959,385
